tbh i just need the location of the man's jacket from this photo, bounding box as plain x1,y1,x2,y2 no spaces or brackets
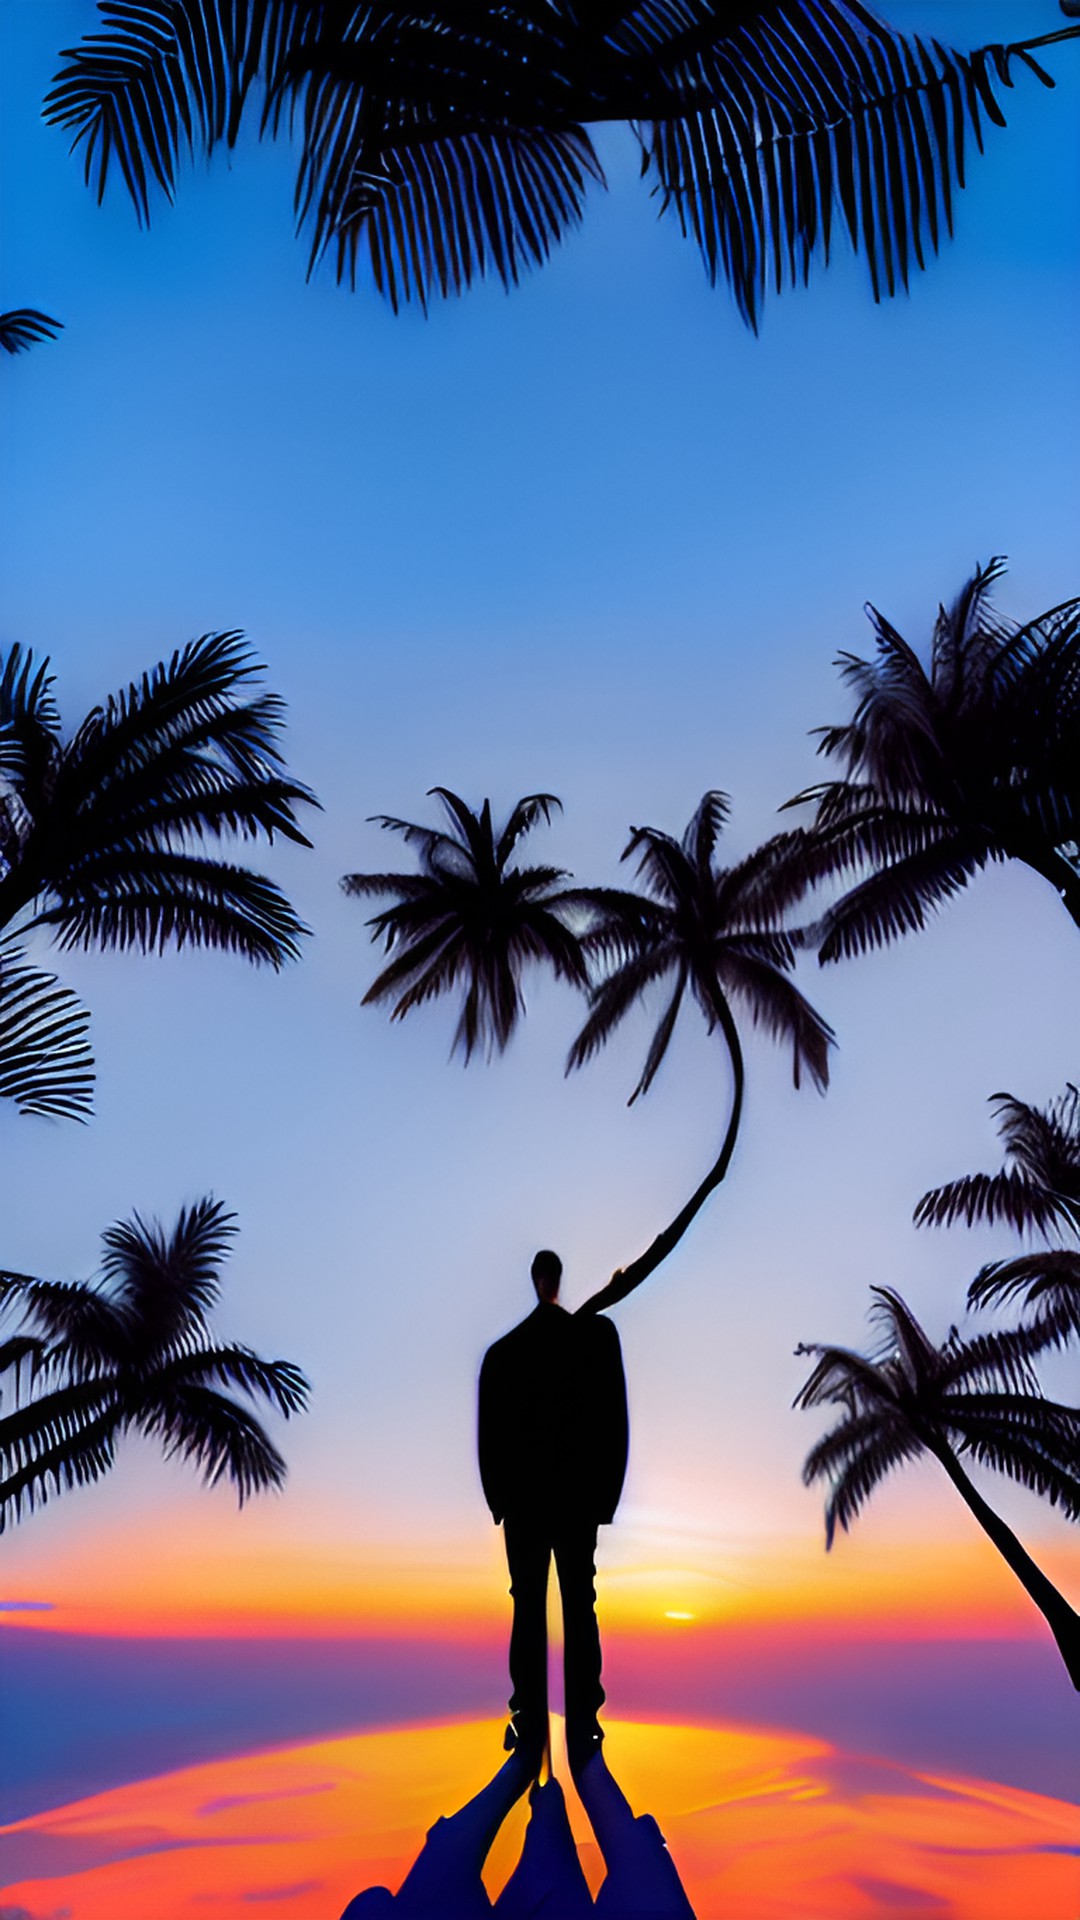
478,1302,629,1527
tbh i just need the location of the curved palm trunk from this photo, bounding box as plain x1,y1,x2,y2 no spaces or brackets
931,1440,1080,1691
579,1006,745,1316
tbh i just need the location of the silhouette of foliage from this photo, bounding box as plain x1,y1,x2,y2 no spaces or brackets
0,633,315,1118
343,788,588,1060
773,560,1080,960
0,1198,309,1529
569,790,832,1103
0,310,63,354
796,1286,1080,1686
43,3,1080,325
0,938,93,1120
915,1086,1080,1241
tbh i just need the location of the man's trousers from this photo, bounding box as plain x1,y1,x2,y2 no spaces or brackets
503,1515,604,1738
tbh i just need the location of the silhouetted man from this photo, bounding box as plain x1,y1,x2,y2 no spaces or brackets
478,1250,629,1774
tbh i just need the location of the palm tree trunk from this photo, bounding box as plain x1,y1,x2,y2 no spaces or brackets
931,1440,1080,1691
579,1006,745,1315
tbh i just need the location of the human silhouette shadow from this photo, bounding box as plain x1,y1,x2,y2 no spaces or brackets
338,1738,695,1918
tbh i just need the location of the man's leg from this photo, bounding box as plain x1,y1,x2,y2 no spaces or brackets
503,1518,551,1756
553,1519,604,1760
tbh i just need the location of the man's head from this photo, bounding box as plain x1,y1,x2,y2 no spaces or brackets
530,1249,562,1304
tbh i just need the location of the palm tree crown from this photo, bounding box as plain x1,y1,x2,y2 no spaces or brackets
0,632,317,966
43,3,1080,326
0,1198,309,1529
777,560,1080,962
570,789,833,1102
343,788,588,1060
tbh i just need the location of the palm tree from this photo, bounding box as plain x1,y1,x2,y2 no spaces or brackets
0,310,63,355
342,787,588,1060
775,560,1080,963
569,791,833,1311
44,4,1080,328
796,1287,1080,1689
0,632,317,1117
0,1197,309,1529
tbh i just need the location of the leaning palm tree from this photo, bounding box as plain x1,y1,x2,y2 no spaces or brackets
44,4,1080,328
774,559,1080,962
342,788,588,1060
0,633,316,1117
569,791,833,1311
796,1287,1080,1689
0,1198,309,1529
915,1085,1080,1242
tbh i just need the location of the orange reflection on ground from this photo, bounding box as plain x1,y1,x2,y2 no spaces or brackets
4,1717,1078,1919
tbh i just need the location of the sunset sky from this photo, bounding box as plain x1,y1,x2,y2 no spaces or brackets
2,0,1079,1912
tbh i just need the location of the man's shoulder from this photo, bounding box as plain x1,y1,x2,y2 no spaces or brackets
482,1308,547,1366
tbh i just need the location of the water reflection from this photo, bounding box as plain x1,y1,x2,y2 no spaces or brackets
340,1743,695,1917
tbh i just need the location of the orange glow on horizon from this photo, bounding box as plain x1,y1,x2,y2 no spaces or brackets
7,1519,1077,1642
4,1715,1078,1920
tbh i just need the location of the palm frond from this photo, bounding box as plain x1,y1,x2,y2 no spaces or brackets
0,310,64,355
0,1407,118,1530
812,829,992,961
714,948,833,1090
565,942,678,1079
915,1167,1074,1237
44,3,1080,322
143,1381,289,1499
0,944,94,1121
155,1342,309,1415
640,9,1070,328
34,853,309,967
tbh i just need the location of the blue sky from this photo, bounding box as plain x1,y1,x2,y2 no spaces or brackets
1,0,1079,1672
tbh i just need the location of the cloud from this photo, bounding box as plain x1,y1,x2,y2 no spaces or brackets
241,1886,324,1905
198,1783,335,1816
0,1600,54,1613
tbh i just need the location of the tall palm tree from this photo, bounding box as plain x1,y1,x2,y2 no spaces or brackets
342,787,588,1061
796,1287,1080,1689
44,4,1080,328
775,560,1080,963
0,1197,309,1529
570,791,832,1310
0,632,316,1117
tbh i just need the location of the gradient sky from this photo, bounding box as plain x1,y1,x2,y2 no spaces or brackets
1,0,1079,1721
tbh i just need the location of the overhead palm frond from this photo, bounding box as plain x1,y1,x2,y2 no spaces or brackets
915,1087,1080,1240
0,944,94,1120
43,3,1080,322
0,310,64,355
0,1197,309,1530
777,561,1080,961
